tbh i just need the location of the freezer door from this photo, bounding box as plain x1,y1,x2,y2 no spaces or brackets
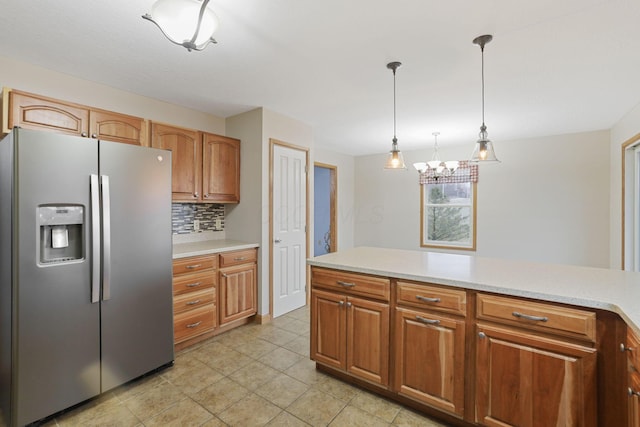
15,129,100,426
99,141,174,391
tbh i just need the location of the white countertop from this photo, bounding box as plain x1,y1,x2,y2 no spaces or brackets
173,239,259,259
307,246,640,335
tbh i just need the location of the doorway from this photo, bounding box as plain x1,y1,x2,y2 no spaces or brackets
313,163,337,256
270,140,309,318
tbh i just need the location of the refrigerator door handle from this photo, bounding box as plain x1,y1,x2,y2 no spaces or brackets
101,175,112,301
90,174,101,303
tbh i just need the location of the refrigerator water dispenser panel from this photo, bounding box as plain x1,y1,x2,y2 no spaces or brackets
38,205,84,264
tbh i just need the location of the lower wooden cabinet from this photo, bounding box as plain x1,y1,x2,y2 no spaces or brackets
626,328,640,427
475,324,597,427
394,307,465,417
173,248,257,348
311,289,390,386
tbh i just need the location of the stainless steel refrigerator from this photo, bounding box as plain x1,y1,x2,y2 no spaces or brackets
0,128,174,426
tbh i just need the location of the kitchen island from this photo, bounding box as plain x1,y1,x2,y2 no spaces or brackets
307,247,640,427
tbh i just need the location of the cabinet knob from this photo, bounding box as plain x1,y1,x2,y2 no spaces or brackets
621,343,634,352
204,194,209,198
81,132,88,137
629,387,640,397
478,332,486,339
346,302,352,308
91,133,97,138
194,192,199,198
338,301,345,307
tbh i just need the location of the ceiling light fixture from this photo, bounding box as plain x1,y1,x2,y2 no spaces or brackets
142,0,219,52
413,132,459,177
384,61,407,170
470,34,500,162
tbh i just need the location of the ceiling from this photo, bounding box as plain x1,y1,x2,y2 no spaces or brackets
1,0,639,156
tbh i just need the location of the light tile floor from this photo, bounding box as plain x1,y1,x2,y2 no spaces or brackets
45,306,450,426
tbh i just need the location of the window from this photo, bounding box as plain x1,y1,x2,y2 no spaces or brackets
421,181,476,250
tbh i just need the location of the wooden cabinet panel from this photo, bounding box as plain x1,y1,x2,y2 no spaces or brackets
219,262,257,324
477,294,596,342
311,289,347,371
476,324,597,427
89,109,146,146
173,255,217,275
9,91,89,136
151,122,201,202
173,288,216,314
347,296,389,386
312,267,390,301
394,307,465,417
174,303,217,343
219,248,257,268
202,133,240,203
397,281,466,316
310,285,390,387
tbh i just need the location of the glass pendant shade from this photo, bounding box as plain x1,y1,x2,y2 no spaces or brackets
470,125,500,162
143,0,219,51
384,138,407,169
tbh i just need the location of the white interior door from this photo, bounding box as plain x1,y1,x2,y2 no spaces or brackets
272,144,307,317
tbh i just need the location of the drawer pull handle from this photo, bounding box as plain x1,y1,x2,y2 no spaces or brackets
630,387,640,397
233,257,247,261
416,295,441,303
186,282,202,288
186,321,202,328
186,299,201,306
416,316,440,325
186,264,202,269
512,311,548,322
337,281,356,287
621,343,634,352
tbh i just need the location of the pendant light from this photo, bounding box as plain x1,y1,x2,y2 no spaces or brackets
143,0,219,52
413,132,459,177
470,34,500,162
384,61,407,170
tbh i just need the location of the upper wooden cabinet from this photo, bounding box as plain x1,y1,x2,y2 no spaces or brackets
202,133,240,203
3,88,147,145
151,122,202,202
151,123,241,203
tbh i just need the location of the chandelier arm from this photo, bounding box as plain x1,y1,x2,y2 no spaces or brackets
189,0,211,46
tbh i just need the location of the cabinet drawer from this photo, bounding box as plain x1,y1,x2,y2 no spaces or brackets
173,288,216,314
396,281,466,316
477,294,596,342
312,267,390,301
173,255,217,276
174,304,216,343
219,248,257,267
173,270,216,295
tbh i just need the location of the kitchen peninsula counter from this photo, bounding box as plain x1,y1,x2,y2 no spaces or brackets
307,246,640,336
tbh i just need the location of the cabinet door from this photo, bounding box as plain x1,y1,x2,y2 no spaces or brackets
347,296,389,386
202,133,240,203
219,263,257,324
90,110,146,146
394,307,465,416
9,90,89,136
311,289,346,370
150,122,201,201
476,324,597,427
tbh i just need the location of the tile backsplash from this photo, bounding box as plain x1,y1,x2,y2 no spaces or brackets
172,203,224,234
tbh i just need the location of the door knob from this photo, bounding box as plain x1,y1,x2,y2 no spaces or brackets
274,239,282,243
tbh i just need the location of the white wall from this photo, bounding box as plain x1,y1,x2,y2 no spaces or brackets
354,130,611,268
225,108,314,316
610,101,640,269
313,148,356,253
0,56,225,134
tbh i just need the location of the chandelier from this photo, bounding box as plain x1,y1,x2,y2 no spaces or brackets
413,132,459,178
